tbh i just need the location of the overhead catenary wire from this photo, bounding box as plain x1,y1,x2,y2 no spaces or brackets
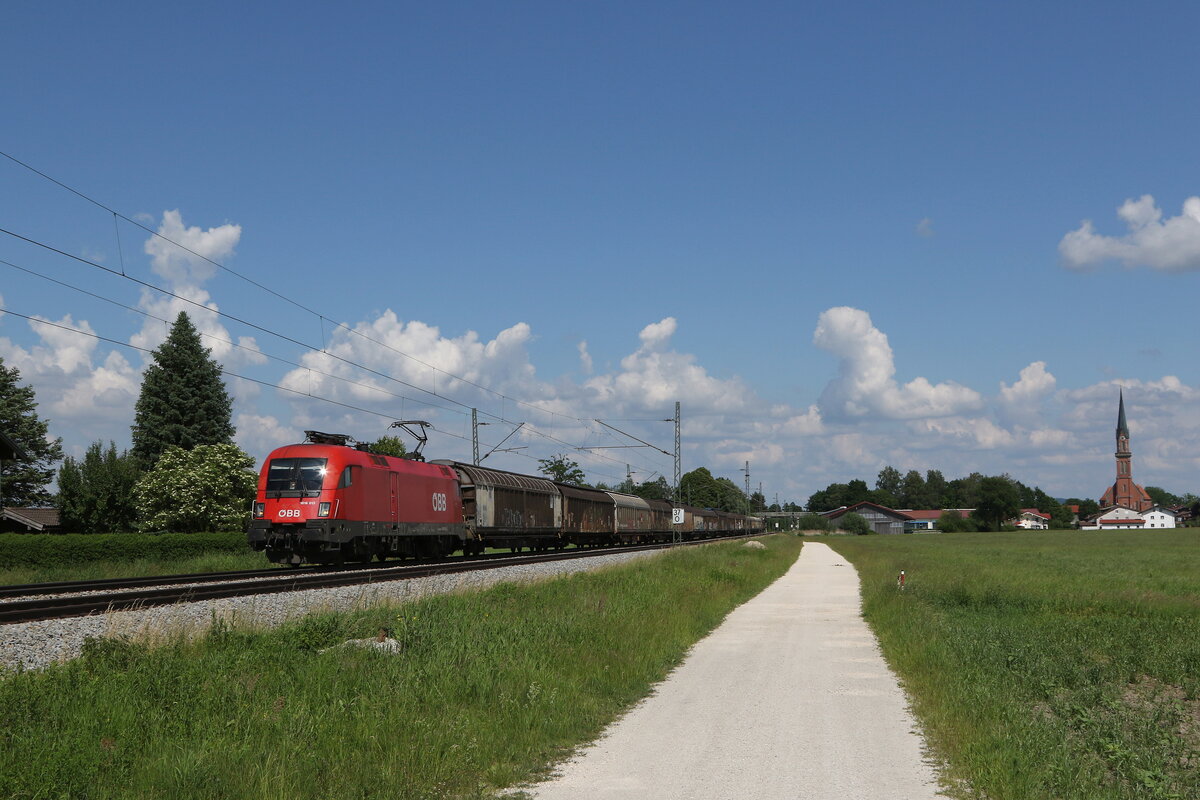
0,306,633,483
0,153,675,480
0,228,671,479
0,303,638,484
0,257,471,420
0,149,618,430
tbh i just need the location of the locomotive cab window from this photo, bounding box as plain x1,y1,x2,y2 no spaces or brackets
265,458,329,497
337,465,359,488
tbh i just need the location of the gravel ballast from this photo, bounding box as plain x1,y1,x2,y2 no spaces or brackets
1,549,661,672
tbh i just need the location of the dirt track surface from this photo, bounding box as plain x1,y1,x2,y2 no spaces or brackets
526,541,945,799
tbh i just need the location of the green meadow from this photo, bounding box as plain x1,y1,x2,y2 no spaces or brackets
826,530,1200,800
0,536,801,800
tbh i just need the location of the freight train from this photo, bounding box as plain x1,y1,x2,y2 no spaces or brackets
247,431,764,565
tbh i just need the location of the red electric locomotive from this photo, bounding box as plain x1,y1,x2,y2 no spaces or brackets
248,431,464,565
249,428,766,565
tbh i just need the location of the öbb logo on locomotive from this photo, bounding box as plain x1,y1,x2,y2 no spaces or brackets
248,430,764,566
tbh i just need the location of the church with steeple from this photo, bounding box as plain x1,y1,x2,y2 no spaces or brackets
1099,390,1153,512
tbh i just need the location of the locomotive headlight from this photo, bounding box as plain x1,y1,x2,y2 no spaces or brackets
318,502,331,517
253,502,265,519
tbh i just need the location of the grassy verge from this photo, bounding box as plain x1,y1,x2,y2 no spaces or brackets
824,531,1200,800
0,535,801,800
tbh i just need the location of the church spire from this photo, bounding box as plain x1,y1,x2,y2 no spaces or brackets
1101,388,1151,511
1117,388,1129,437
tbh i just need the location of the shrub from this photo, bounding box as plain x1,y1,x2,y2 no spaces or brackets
839,512,872,535
938,510,976,532
0,532,248,570
797,513,830,532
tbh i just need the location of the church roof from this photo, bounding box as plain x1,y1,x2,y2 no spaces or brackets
1117,389,1129,436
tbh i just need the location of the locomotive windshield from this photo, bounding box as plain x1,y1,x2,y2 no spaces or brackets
265,457,328,497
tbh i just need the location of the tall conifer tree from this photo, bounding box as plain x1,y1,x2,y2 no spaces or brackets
0,356,64,506
130,312,235,467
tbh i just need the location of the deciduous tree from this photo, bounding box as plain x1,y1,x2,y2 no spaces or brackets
57,441,140,533
631,475,672,501
537,453,586,486
925,469,948,508
876,466,902,499
368,435,408,458
1145,486,1182,507
133,443,257,532
899,469,930,509
971,476,1021,531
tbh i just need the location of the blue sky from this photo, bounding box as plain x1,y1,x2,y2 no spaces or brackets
2,1,1199,504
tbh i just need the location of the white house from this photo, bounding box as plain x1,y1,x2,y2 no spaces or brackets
1142,505,1178,529
1082,505,1147,530
1012,509,1050,530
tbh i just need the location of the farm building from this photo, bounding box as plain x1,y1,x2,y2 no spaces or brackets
900,509,971,532
1,507,62,533
1081,504,1179,530
823,502,912,534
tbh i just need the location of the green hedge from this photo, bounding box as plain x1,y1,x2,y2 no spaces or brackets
0,532,249,570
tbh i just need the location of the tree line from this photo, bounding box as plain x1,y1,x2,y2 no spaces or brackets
806,465,1200,531
537,454,781,513
2,312,255,533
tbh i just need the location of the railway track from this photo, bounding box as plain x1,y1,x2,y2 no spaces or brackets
0,537,748,625
0,550,525,601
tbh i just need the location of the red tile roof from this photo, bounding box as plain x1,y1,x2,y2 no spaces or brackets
899,509,971,520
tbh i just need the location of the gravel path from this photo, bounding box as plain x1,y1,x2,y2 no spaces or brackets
525,541,946,800
0,549,660,671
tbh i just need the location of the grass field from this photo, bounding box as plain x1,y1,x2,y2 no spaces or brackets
825,530,1200,800
0,535,801,800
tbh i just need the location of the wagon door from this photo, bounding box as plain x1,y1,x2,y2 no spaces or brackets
390,472,399,524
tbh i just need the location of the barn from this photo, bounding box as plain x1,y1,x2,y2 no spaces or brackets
823,501,913,534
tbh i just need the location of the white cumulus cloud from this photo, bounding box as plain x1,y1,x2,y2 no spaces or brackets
1001,361,1056,406
1060,195,1200,272
132,212,264,368
144,209,242,285
813,306,982,420
584,317,752,415
0,314,139,427
577,341,593,375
